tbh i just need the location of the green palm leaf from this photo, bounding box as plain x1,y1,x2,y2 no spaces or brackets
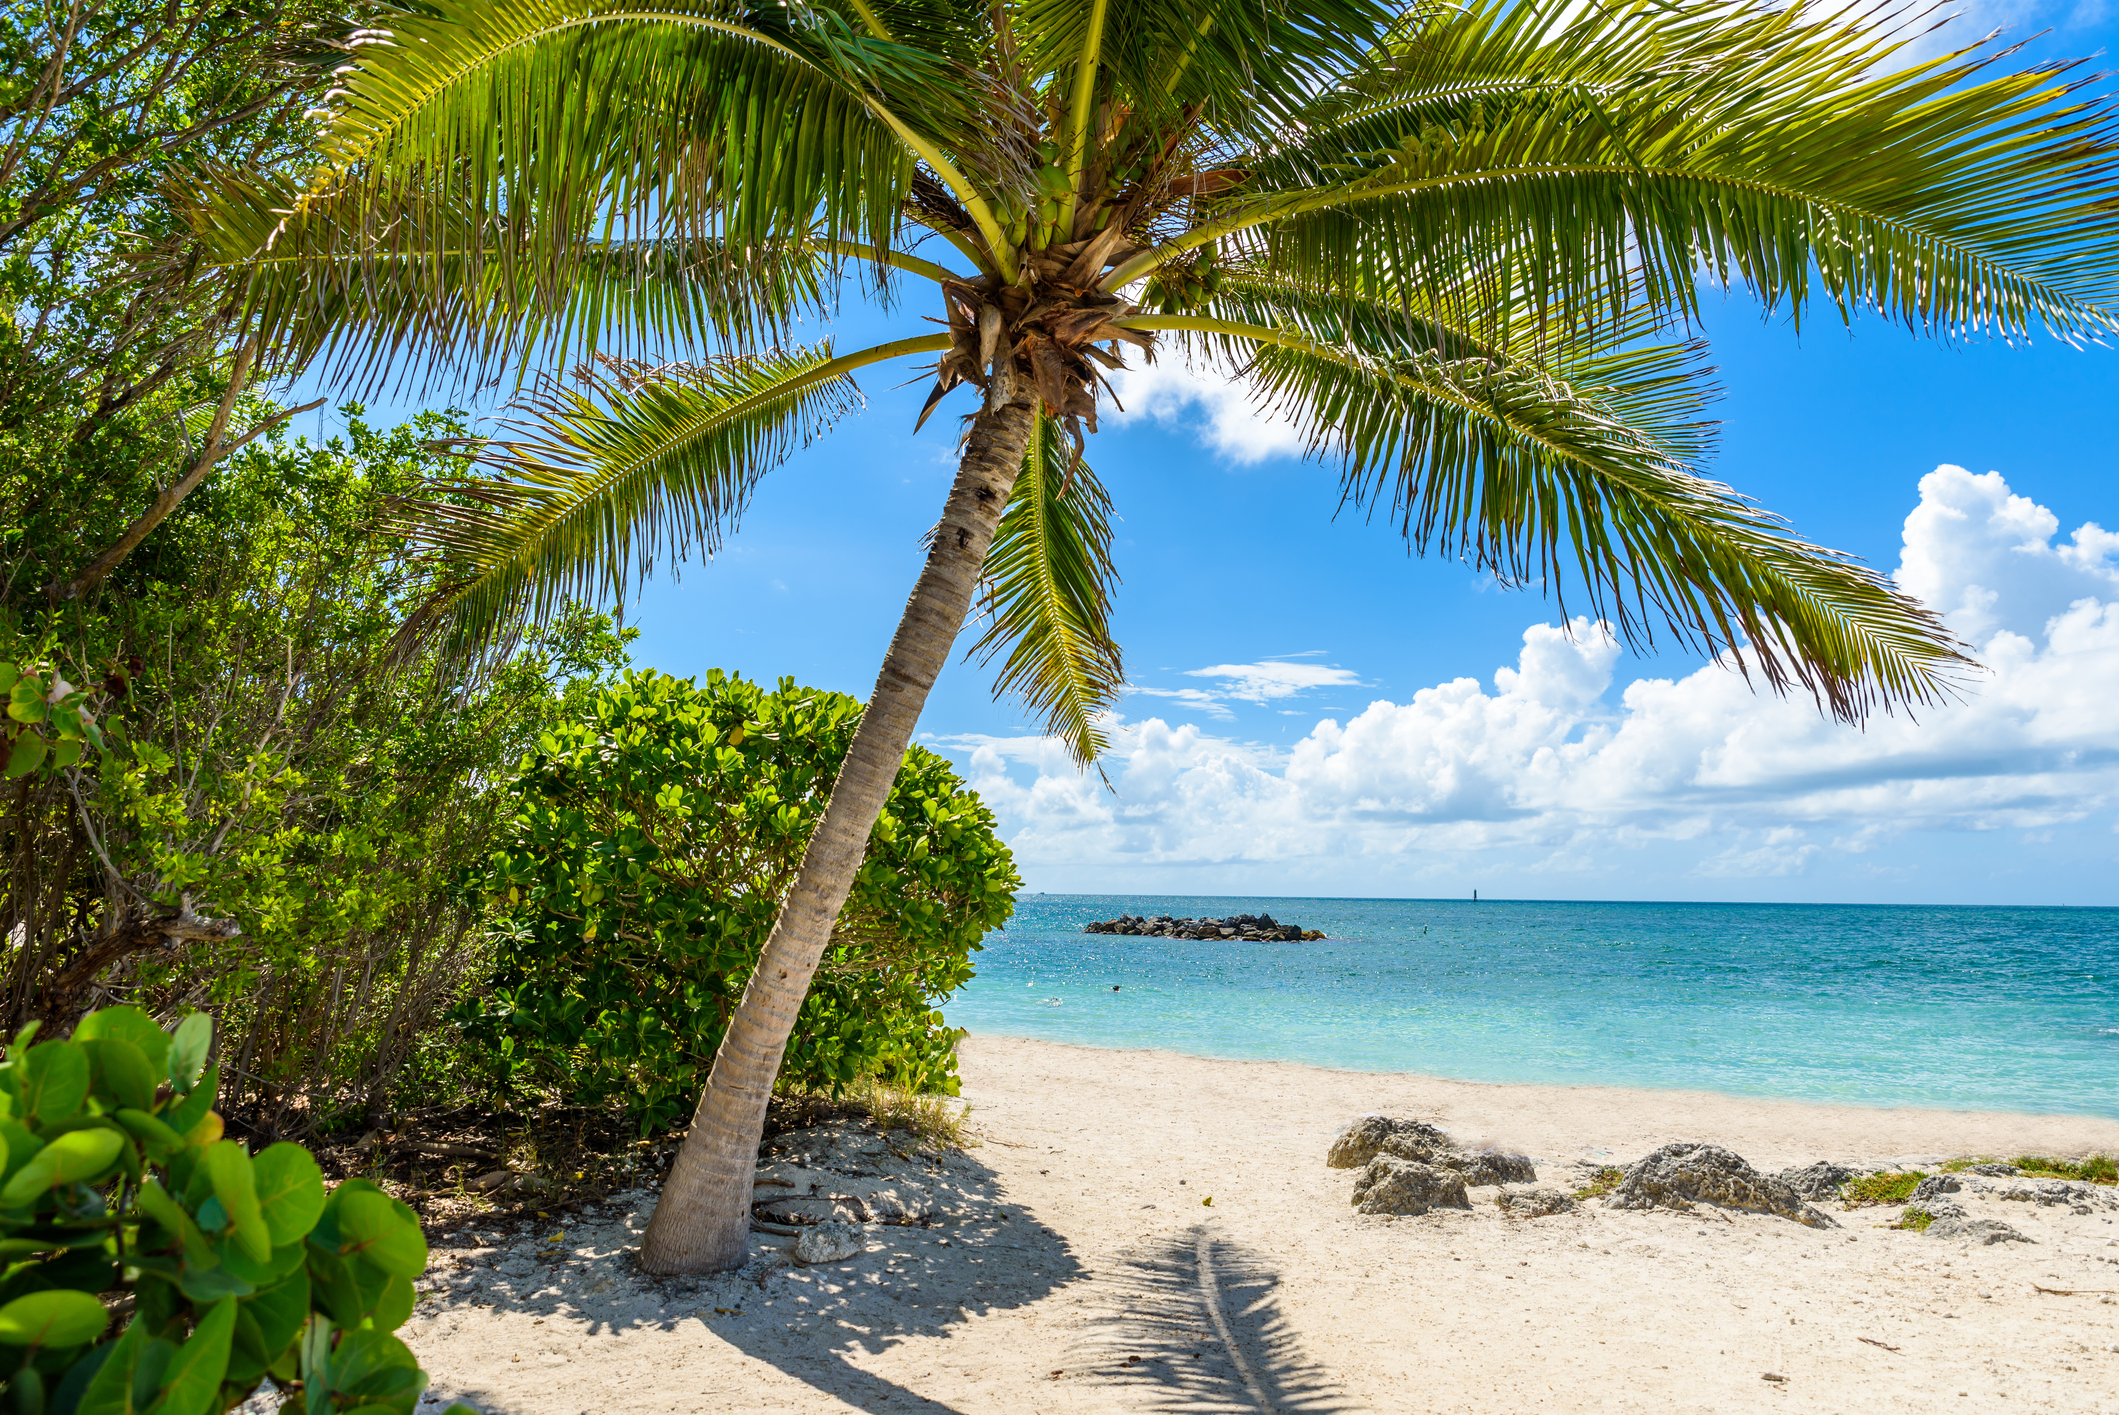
1131,308,1965,720
967,414,1123,767
392,342,897,665
1131,1,2119,339
197,168,836,389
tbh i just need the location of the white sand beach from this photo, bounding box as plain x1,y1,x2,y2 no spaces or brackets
404,1036,2119,1413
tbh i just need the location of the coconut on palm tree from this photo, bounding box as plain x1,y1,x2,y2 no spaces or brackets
199,0,2118,1271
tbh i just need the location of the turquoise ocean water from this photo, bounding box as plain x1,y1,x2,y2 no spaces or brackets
947,896,2119,1118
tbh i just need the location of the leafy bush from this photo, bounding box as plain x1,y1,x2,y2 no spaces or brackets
0,1005,463,1414
464,670,1020,1129
6,411,632,1136
1572,1166,1624,1199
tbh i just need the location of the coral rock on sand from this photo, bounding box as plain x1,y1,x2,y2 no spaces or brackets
1909,1200,1969,1221
1605,1142,1838,1228
1328,1116,1537,1184
793,1222,863,1265
1496,1185,1577,1219
1351,1155,1473,1215
1778,1161,1861,1201
1910,1175,1963,1203
1429,1148,1538,1187
1328,1115,1452,1169
1928,1217,2034,1245
1999,1179,2119,1212
1965,1162,2022,1177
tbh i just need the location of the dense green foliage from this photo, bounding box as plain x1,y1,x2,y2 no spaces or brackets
465,670,1019,1129
4,410,631,1134
0,1005,465,1414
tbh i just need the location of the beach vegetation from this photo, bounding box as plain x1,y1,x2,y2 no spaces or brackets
191,0,2119,1271
1843,1171,1928,1207
772,1075,977,1151
0,1005,470,1415
2010,1154,2119,1185
463,669,1019,1132
1573,1167,1626,1199
1891,1208,1938,1231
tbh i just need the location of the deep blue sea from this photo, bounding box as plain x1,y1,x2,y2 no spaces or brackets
947,895,2119,1118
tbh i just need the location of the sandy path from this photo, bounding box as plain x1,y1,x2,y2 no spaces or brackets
405,1037,2119,1414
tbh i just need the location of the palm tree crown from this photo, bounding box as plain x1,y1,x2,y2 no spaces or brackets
201,0,2119,1271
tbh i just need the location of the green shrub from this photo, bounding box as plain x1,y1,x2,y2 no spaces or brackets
1844,1171,1926,1207
1892,1208,1937,1231
463,670,1020,1130
0,1006,463,1414
2011,1154,2119,1185
1573,1166,1624,1199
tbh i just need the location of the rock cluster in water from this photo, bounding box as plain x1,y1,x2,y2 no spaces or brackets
1082,912,1324,941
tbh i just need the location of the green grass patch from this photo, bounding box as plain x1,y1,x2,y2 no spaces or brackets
1890,1208,1937,1231
2010,1153,2118,1185
1843,1171,1926,1207
1938,1157,1986,1173
1573,1166,1625,1199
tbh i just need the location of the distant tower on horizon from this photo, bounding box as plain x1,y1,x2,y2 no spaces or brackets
1473,889,1479,902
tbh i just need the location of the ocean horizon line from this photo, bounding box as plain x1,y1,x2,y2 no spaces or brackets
1011,890,2119,913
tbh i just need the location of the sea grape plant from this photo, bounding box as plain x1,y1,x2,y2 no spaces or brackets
465,669,1020,1129
0,1005,466,1414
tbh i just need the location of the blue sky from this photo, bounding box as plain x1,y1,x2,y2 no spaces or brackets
306,0,2119,905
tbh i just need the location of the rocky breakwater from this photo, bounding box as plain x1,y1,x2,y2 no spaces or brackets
1084,912,1325,941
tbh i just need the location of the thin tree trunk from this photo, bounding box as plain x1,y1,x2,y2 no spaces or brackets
639,375,1040,1274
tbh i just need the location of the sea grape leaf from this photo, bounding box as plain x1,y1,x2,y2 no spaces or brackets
322,1329,427,1409
0,1289,110,1346
1,1128,124,1205
73,1314,147,1415
82,1039,158,1113
203,1142,270,1262
369,1273,415,1333
132,1181,215,1268
143,1295,234,1415
215,1233,305,1286
114,1109,185,1161
252,1143,325,1246
74,1008,172,1080
166,1016,210,1094
20,1042,88,1125
330,1186,426,1278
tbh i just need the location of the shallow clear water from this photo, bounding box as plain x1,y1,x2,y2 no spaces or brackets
948,895,2119,1118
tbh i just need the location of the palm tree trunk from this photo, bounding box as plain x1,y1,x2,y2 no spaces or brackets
640,371,1041,1275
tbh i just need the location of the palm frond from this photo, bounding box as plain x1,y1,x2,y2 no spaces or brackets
1129,310,1967,721
967,413,1124,767
198,168,835,390
1016,0,1395,139
1140,0,2119,339
392,342,891,667
203,0,927,383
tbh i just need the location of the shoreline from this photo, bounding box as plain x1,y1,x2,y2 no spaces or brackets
405,1035,2119,1414
957,1028,2119,1137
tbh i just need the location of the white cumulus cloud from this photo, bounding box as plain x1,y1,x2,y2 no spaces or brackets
1106,356,1303,464
937,467,2119,894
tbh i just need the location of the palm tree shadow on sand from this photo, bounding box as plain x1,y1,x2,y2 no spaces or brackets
1061,1224,1367,1414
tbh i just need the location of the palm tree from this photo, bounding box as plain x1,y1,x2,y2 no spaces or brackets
200,0,2118,1272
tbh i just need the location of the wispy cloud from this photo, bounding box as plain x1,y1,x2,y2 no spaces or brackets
1125,658,1365,717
